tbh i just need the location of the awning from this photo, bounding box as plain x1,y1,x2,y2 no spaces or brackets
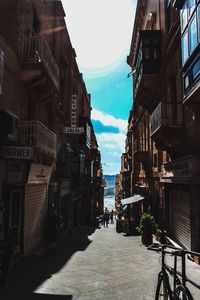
121,194,144,206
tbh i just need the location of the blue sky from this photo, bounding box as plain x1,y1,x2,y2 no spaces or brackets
63,0,137,174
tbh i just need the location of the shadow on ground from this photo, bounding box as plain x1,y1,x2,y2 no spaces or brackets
0,226,95,300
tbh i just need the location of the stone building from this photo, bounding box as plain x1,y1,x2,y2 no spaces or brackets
0,0,103,284
121,0,200,252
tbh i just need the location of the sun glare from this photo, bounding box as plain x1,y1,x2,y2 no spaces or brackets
64,0,135,76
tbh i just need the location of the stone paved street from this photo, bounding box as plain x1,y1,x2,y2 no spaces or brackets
1,222,200,300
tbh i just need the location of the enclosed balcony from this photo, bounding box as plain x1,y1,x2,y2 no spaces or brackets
133,138,149,163
134,30,161,112
150,102,183,150
20,121,57,158
21,36,59,91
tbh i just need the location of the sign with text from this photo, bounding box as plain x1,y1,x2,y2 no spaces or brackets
0,146,33,160
28,163,52,184
71,94,77,127
63,127,84,134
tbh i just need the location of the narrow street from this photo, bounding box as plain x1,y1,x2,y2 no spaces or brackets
2,222,200,299
1,222,159,300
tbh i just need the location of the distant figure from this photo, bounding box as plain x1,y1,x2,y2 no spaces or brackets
110,210,114,224
103,208,109,227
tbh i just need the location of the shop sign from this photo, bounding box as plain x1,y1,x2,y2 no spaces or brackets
71,94,77,127
0,146,33,160
63,127,84,134
27,163,52,184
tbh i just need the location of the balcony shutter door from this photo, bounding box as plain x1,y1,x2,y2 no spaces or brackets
24,183,47,255
171,187,191,249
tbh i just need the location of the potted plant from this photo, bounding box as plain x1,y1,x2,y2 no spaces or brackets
136,212,158,246
155,226,166,244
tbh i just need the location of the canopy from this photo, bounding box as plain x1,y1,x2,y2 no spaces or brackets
121,194,144,206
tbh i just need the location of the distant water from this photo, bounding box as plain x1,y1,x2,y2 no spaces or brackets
104,194,115,211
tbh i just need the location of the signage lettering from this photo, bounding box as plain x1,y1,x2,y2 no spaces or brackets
71,94,77,127
0,146,33,160
63,127,84,134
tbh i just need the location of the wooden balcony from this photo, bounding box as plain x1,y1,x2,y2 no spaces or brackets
20,121,57,158
21,37,59,91
133,139,149,163
134,30,161,113
162,155,200,183
150,102,183,150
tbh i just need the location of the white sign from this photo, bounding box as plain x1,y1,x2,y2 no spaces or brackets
27,163,52,184
0,146,33,160
71,94,77,127
63,127,84,134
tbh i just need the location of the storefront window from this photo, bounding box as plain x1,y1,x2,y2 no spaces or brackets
182,30,189,63
189,15,197,53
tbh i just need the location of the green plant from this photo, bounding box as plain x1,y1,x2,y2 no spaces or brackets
154,226,167,243
136,212,158,235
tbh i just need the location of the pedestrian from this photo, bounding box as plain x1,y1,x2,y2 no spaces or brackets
110,210,114,224
103,208,109,228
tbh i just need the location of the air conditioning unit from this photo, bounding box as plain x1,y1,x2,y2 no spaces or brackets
7,112,19,142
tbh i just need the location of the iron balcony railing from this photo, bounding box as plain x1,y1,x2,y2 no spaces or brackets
150,102,183,136
21,37,59,91
20,121,57,158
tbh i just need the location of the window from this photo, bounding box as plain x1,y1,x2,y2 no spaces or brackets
188,0,196,16
182,30,189,63
181,1,188,32
192,57,200,80
198,5,200,41
189,15,197,53
184,73,190,90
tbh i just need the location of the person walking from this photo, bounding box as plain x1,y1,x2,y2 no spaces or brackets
110,210,114,224
103,208,109,228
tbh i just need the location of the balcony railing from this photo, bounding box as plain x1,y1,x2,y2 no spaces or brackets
150,102,183,136
21,37,59,91
0,49,4,95
20,121,57,158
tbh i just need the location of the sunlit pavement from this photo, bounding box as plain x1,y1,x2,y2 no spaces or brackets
1,222,200,300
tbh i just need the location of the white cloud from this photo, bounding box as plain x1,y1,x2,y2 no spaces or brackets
91,109,128,174
91,109,127,133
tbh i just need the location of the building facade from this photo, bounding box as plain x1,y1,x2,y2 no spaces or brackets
119,0,200,252
0,0,103,284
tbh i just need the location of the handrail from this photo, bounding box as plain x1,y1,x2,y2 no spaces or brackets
20,121,57,158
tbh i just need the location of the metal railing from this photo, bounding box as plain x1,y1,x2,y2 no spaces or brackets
150,102,183,136
21,37,59,91
20,121,57,158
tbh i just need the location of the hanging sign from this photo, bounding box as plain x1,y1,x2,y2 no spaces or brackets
63,127,84,134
